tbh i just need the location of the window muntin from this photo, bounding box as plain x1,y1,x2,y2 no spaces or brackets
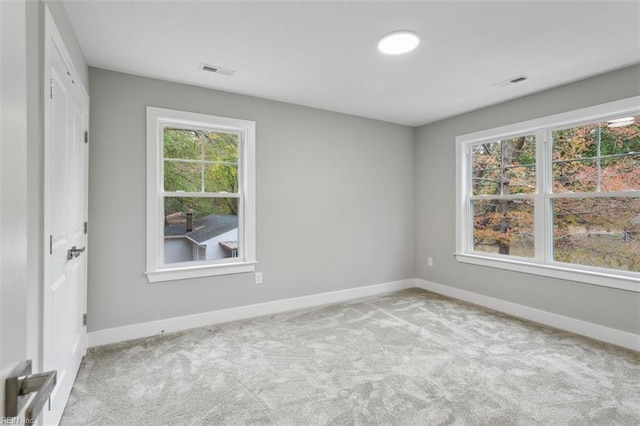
457,98,640,290
146,107,255,282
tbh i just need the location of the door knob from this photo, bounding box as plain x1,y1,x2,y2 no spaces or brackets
67,245,86,260
5,360,57,422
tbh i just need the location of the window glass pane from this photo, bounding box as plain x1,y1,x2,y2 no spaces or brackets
553,197,640,272
204,132,239,162
601,154,640,192
471,136,536,196
552,160,597,193
503,166,536,194
164,128,202,160
164,197,239,264
472,168,501,195
164,161,201,192
472,142,501,196
552,115,640,193
472,199,534,258
204,164,238,193
502,136,536,167
600,115,640,155
552,124,598,162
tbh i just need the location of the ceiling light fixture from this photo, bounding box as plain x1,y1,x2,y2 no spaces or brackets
607,116,635,128
378,30,420,55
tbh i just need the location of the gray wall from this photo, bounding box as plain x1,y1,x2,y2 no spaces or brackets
416,64,640,334
88,68,416,332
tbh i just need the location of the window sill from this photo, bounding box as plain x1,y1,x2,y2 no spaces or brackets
146,261,257,283
455,253,639,293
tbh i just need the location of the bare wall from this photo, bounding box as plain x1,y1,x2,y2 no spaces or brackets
416,64,640,334
88,68,415,332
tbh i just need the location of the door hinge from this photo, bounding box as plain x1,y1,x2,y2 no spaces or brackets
49,79,53,99
83,313,87,326
84,222,88,234
84,131,89,144
49,235,53,255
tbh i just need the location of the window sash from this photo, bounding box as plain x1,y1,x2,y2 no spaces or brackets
161,124,243,195
160,194,245,269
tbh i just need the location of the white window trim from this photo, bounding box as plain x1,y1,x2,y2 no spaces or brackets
146,107,256,283
455,96,640,293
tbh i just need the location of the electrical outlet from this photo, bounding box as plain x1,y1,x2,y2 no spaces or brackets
255,272,263,285
427,257,433,267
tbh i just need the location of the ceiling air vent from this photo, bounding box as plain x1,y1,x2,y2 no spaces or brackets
492,74,529,88
200,63,236,77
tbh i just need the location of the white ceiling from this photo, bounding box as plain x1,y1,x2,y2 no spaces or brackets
63,1,640,127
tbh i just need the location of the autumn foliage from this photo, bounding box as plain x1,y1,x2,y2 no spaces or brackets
471,116,640,273
163,128,240,220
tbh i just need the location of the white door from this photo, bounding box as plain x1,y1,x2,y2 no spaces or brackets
42,10,89,425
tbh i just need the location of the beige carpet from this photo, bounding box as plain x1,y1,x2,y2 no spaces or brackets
60,288,640,425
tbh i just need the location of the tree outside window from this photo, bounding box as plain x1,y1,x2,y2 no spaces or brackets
468,115,640,274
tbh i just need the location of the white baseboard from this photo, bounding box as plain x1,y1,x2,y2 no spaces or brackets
415,279,640,352
87,279,414,348
88,277,639,352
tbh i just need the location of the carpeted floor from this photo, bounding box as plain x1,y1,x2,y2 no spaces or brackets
60,288,640,425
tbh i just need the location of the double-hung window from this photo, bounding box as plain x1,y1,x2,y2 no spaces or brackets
146,107,256,282
456,97,640,292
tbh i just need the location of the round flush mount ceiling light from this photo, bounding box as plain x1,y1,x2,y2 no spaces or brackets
378,30,420,55
607,116,635,128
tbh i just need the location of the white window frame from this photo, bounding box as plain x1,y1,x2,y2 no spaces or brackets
146,107,256,282
456,96,640,293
